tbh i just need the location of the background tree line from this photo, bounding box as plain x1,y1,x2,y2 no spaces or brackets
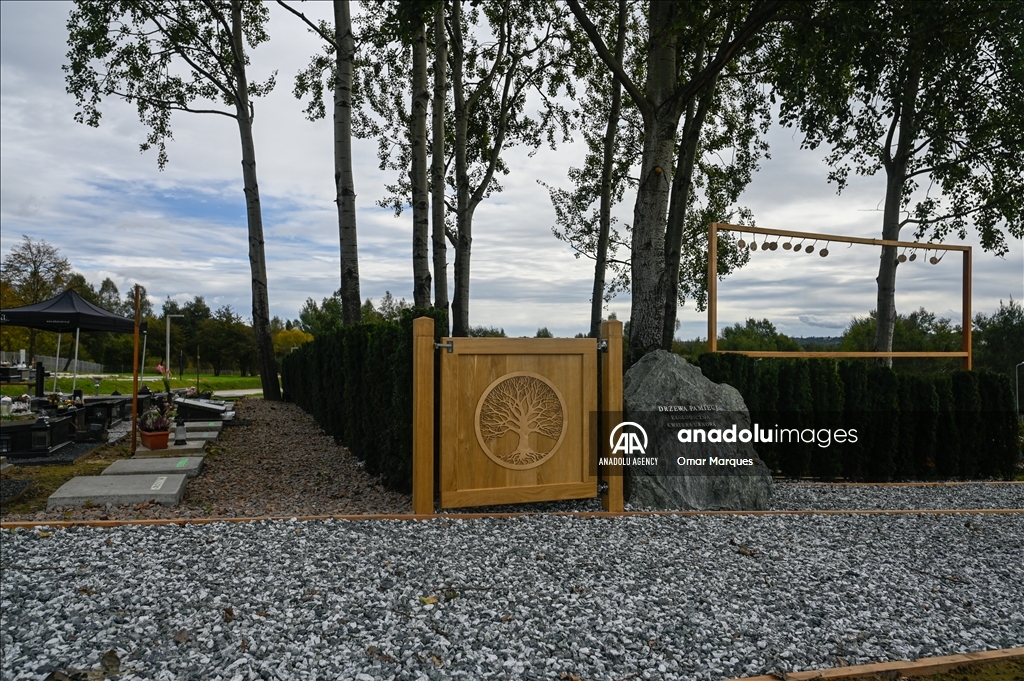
674,299,1023,379
0,235,311,376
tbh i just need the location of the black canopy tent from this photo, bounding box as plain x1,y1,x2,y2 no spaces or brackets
0,288,146,392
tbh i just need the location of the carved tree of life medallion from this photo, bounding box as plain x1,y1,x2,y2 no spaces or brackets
474,371,567,470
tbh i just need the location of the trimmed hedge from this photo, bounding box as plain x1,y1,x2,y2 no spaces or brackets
696,354,1018,481
281,308,446,492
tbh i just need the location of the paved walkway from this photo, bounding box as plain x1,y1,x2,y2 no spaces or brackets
212,388,264,397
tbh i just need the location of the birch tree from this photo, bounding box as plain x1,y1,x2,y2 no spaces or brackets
284,0,363,325
65,0,282,399
566,0,782,362
770,0,1024,362
358,0,573,337
431,1,449,330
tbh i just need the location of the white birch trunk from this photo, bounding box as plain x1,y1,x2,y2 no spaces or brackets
335,0,362,325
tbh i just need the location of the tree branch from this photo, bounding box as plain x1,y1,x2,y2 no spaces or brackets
276,0,337,48
110,89,237,119
565,0,649,117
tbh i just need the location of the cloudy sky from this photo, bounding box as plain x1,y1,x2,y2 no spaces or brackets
2,2,1021,341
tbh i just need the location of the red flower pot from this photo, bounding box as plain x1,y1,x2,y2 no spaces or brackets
140,430,170,450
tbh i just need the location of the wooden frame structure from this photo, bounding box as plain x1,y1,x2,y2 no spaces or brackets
412,317,624,514
707,222,972,369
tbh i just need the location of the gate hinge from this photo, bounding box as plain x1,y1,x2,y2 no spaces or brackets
435,340,454,353
597,339,609,352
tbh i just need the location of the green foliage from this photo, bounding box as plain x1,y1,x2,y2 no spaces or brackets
973,299,1024,379
535,327,553,338
281,308,448,493
65,0,276,169
837,360,868,480
468,326,506,337
770,0,1024,254
299,291,345,338
930,374,960,479
895,374,939,480
863,365,898,481
719,318,801,352
197,306,257,376
951,371,981,479
695,354,1015,481
808,359,844,481
776,359,813,478
976,371,1018,479
841,308,961,373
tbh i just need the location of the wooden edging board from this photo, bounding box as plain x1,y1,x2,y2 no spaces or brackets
723,646,1023,681
2,508,1022,530
779,480,1022,487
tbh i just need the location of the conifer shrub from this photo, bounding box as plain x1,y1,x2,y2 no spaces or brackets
895,374,918,480
951,370,981,479
864,365,899,481
281,308,446,493
838,360,868,481
808,359,844,481
976,371,1018,479
929,373,960,478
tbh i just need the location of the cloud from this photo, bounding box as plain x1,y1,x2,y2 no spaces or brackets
797,314,852,330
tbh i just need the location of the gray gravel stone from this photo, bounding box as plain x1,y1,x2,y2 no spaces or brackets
2,513,1022,680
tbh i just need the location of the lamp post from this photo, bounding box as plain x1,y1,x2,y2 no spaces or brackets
165,314,184,376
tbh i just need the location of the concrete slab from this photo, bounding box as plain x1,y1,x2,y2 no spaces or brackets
185,421,223,432
0,456,11,474
135,440,207,457
184,431,219,441
47,474,187,509
102,456,204,478
213,389,263,398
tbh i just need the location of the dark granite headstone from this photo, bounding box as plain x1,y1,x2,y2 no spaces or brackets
623,350,773,510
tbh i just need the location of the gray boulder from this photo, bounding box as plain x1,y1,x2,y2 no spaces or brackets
623,350,773,510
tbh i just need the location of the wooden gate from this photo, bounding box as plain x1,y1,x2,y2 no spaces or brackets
412,318,623,513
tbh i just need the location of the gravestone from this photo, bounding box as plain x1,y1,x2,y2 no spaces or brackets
102,456,203,478
135,440,206,457
173,398,234,421
47,474,188,508
623,350,773,510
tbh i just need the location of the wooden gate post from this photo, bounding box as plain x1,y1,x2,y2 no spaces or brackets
600,319,623,512
412,317,435,515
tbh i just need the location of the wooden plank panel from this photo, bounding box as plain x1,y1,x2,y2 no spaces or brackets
600,320,623,512
412,317,435,514
447,337,597,355
443,481,597,508
712,221,971,251
963,249,972,370
438,338,599,509
440,340,459,497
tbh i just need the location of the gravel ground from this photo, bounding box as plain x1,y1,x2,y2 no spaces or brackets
0,480,31,507
1,513,1022,681
770,483,1024,511
1,400,411,523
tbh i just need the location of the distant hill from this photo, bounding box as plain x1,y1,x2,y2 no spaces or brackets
794,336,843,349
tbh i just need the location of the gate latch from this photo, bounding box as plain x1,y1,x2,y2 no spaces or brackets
597,339,609,352
435,340,454,353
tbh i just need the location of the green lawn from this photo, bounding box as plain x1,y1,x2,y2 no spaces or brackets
1,373,266,397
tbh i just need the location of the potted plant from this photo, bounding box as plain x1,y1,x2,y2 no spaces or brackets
139,405,174,449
